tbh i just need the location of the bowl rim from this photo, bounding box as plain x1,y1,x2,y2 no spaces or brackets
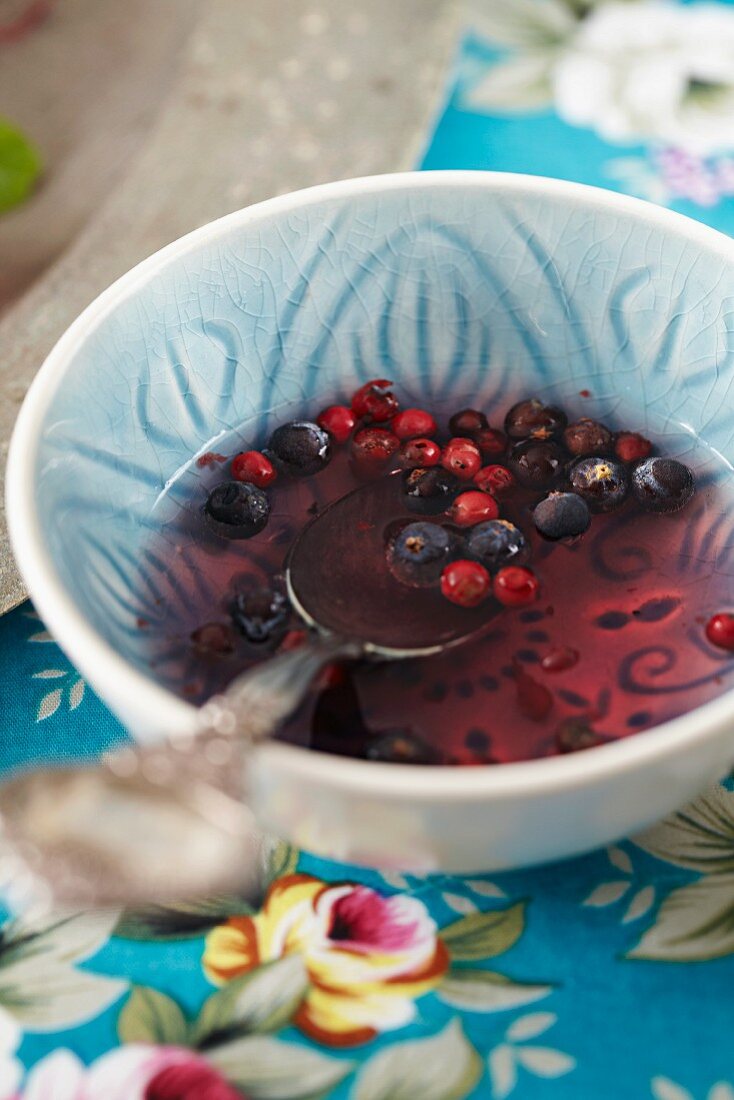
7,169,734,801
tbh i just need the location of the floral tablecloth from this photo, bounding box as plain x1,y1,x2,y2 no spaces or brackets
1,2,734,1097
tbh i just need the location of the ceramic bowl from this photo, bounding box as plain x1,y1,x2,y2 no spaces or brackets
7,172,734,872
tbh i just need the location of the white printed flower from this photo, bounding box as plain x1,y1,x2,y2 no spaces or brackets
553,1,734,155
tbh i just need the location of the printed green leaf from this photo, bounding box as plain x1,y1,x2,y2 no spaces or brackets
192,955,308,1043
627,874,734,962
488,1043,516,1100
208,1034,352,1100
506,1012,556,1042
0,117,41,214
441,902,526,960
352,1020,481,1100
464,53,555,113
117,985,188,1045
515,1045,575,1077
651,1078,692,1100
262,838,300,886
114,896,254,941
469,0,576,49
438,968,550,1011
633,784,734,874
0,911,126,1030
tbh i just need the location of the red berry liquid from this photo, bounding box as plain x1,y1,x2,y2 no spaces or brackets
139,403,734,765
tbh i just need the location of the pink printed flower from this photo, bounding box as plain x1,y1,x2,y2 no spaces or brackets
14,1045,244,1100
204,873,449,1046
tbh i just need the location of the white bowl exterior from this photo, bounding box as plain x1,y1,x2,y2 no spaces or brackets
8,172,734,871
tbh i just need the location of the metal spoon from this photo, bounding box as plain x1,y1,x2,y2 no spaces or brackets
0,473,493,908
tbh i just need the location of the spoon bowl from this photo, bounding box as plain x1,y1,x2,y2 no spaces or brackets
287,472,492,656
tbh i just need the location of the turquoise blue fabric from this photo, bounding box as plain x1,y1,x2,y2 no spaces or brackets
2,5,734,1098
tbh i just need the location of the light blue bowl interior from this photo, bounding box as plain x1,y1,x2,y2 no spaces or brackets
36,179,734,678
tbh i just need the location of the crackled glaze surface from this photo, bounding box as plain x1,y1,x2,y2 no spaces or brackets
35,178,734,682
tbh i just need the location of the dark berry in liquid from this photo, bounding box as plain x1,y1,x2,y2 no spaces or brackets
139,401,734,765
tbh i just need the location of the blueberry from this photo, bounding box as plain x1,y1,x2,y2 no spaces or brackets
555,718,604,754
267,420,331,476
365,729,439,764
507,439,565,489
403,466,459,514
386,521,457,588
229,584,289,644
533,491,591,540
504,398,567,441
568,456,629,512
630,457,694,513
205,480,270,537
466,519,529,573
563,418,613,457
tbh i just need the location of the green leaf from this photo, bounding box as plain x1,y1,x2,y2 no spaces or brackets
192,956,308,1044
627,874,734,962
438,968,550,1011
0,117,41,214
515,1046,575,1078
463,53,555,113
0,911,126,1030
352,1020,481,1100
488,1043,516,1100
117,985,188,1045
262,838,300,886
633,784,734,875
468,0,576,49
114,896,254,942
208,1034,352,1100
441,902,526,961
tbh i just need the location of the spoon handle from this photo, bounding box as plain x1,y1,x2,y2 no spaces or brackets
198,631,363,744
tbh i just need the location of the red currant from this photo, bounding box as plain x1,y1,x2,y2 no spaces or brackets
278,629,307,653
449,490,500,528
441,437,482,481
540,646,579,672
392,408,438,440
448,408,488,436
351,379,399,422
352,427,400,470
190,622,235,654
474,427,508,458
494,566,540,607
317,404,356,443
398,437,442,469
474,464,515,495
705,613,734,651
231,450,277,488
614,431,652,463
440,560,491,608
